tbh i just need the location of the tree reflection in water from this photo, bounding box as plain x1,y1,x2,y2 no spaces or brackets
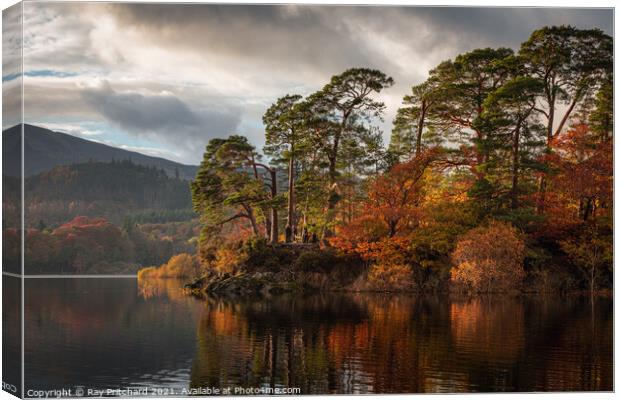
23,279,613,393
187,291,612,393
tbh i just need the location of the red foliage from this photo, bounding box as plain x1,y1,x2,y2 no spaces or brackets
331,149,437,259
41,216,131,273
54,216,109,231
540,123,612,235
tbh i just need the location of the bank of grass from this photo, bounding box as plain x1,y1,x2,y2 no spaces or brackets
137,253,202,279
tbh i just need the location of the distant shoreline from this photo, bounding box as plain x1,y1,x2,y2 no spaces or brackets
2,273,137,279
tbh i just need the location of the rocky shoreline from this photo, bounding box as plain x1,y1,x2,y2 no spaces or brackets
184,270,306,296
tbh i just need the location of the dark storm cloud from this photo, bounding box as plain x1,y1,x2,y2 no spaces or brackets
107,4,384,75
108,4,612,67
82,82,242,152
407,7,613,48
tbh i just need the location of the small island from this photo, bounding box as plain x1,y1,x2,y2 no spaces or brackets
139,25,612,299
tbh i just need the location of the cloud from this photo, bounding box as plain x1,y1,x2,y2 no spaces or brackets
18,3,613,161
81,81,242,156
2,3,22,76
33,122,104,137
2,4,23,129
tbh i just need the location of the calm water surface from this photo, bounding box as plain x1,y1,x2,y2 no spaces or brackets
24,278,612,394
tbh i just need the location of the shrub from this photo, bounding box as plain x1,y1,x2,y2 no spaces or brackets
137,253,201,279
450,221,525,292
137,266,157,279
292,248,339,273
213,247,247,274
367,263,415,291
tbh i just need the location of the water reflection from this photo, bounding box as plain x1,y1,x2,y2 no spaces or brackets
24,278,612,395
189,292,612,393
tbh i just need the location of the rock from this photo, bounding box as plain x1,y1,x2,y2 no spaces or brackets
184,276,207,290
186,270,304,297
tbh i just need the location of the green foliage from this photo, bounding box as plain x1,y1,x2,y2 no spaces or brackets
191,135,272,238
390,77,443,161
519,25,612,138
124,209,196,225
589,79,613,139
263,94,305,163
23,160,192,227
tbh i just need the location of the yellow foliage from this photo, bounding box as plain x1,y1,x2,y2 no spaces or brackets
137,253,201,279
213,247,247,274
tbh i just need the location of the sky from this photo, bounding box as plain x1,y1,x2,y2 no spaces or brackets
4,3,613,164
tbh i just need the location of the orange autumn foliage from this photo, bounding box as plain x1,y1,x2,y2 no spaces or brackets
451,221,525,292
541,123,612,234
366,149,437,237
330,149,438,255
328,150,441,291
137,253,202,279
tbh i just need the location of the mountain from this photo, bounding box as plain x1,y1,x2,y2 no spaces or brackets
11,160,194,227
2,124,198,180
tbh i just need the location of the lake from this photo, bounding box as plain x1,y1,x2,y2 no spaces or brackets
23,278,612,395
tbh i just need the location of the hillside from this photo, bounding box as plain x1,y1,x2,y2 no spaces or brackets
20,160,194,227
2,124,198,179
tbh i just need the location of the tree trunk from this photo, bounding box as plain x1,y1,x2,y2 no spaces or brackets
245,205,260,237
583,197,593,221
324,117,346,238
286,142,295,243
251,154,270,239
270,168,279,244
554,93,580,137
388,220,398,238
415,101,427,156
546,90,555,142
264,214,272,240
324,155,339,238
511,124,521,209
537,89,556,213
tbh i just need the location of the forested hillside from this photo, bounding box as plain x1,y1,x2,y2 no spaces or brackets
11,160,193,227
1,216,199,274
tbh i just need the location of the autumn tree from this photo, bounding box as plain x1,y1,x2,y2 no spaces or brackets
330,148,438,257
545,123,612,225
519,26,612,207
366,149,437,237
451,221,525,292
